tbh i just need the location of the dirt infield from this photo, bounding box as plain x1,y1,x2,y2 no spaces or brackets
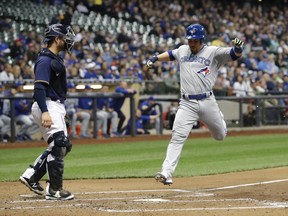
1,168,288,216
1,127,288,216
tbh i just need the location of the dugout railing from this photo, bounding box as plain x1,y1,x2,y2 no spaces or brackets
0,92,137,143
1,94,287,143
139,94,288,128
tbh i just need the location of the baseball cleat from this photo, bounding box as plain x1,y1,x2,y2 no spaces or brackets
45,181,74,200
19,176,44,195
154,172,173,185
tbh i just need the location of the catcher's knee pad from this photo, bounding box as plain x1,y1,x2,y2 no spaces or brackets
50,131,72,159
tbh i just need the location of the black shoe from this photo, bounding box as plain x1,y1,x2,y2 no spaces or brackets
19,176,44,195
45,181,74,200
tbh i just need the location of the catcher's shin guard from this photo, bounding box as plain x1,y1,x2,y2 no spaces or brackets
46,159,74,200
47,158,64,192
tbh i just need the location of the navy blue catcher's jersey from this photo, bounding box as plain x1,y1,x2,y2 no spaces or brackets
34,48,67,102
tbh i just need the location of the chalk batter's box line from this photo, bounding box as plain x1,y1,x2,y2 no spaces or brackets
2,178,288,212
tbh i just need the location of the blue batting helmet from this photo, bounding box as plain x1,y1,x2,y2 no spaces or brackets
43,23,75,53
186,24,205,41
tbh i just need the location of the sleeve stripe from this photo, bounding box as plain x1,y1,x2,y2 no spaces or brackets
168,50,175,61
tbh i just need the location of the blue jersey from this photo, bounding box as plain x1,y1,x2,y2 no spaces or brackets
125,115,150,135
84,71,98,79
34,48,67,101
97,97,108,110
78,98,93,110
139,100,158,115
110,86,135,112
14,99,31,116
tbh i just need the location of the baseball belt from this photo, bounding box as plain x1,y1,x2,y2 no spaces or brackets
182,92,212,100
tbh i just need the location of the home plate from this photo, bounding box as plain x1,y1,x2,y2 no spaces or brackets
133,198,170,202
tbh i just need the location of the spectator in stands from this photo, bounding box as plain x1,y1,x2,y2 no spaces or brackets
283,75,288,91
9,38,25,60
12,64,23,80
163,67,179,93
84,62,99,79
243,103,256,127
138,96,161,134
104,65,121,80
110,81,136,134
0,38,10,58
94,64,104,81
213,73,230,96
26,42,39,62
250,77,265,95
21,65,34,79
233,75,249,97
257,54,279,75
0,63,14,81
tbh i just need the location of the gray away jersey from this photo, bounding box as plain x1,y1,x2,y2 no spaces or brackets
172,45,232,95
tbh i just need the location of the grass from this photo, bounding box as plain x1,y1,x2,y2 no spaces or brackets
0,134,288,182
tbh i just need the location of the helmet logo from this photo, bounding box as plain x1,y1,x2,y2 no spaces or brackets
190,28,197,34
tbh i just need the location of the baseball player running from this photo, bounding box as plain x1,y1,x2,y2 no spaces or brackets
19,23,75,200
146,23,244,185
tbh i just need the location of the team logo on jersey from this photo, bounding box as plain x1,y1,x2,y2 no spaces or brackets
197,67,210,77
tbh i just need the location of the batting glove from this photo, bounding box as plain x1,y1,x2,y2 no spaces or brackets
232,38,244,53
146,56,158,69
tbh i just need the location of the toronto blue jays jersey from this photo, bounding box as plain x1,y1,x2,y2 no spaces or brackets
96,97,108,110
172,45,232,95
110,86,134,112
139,100,157,115
14,99,31,116
78,98,93,110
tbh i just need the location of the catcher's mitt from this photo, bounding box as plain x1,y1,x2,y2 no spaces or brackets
64,114,71,129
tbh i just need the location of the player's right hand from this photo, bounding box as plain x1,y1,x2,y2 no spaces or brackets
41,112,53,128
146,56,158,69
146,59,154,69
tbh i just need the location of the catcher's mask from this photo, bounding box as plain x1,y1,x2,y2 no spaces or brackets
43,23,75,53
186,24,205,42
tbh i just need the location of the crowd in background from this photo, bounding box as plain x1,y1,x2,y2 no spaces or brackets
1,0,288,141
0,0,287,95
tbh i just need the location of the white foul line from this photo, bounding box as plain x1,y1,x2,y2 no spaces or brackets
202,178,288,192
97,204,288,213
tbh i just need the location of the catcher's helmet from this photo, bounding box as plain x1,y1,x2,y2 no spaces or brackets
186,24,205,41
44,23,75,53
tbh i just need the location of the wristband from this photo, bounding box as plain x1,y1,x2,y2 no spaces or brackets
151,56,158,63
234,46,243,53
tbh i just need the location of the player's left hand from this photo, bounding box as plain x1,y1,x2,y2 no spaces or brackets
232,38,244,48
232,38,244,53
